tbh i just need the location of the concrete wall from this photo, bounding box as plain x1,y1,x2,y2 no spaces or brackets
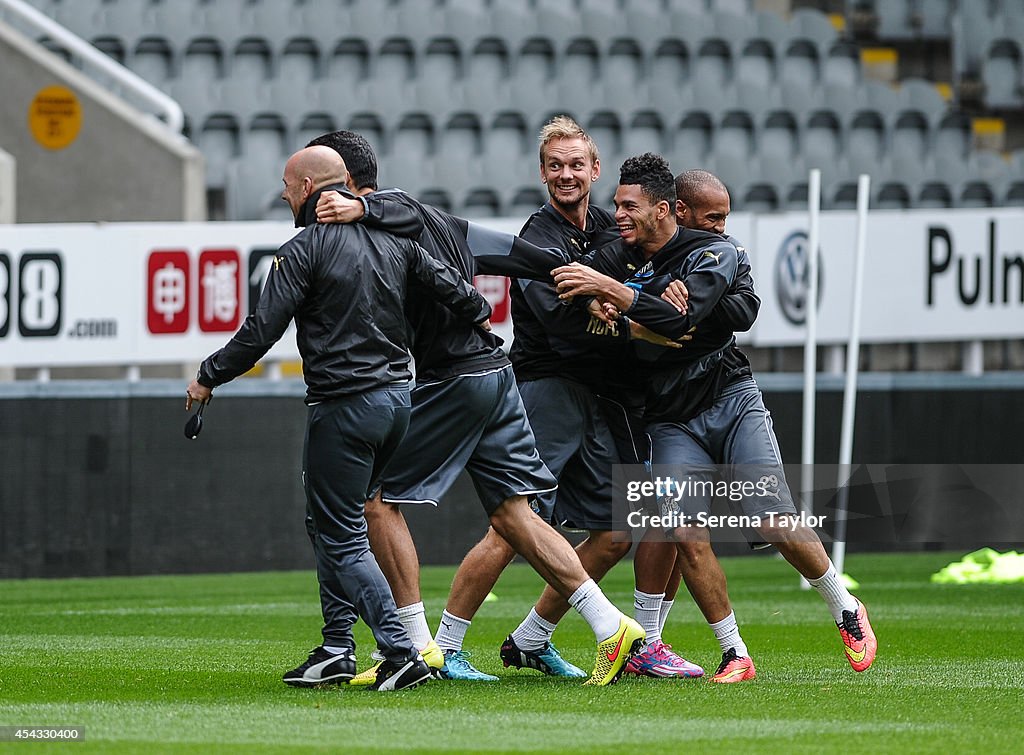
2,377,1022,579
0,20,205,222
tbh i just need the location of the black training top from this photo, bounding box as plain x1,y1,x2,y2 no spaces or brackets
197,185,490,402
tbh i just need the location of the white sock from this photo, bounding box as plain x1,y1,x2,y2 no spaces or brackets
709,611,748,658
568,579,622,642
395,602,433,649
659,598,675,636
634,590,664,648
434,609,471,653
510,608,557,652
807,561,859,623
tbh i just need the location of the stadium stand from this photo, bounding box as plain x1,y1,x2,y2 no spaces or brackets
6,0,1023,223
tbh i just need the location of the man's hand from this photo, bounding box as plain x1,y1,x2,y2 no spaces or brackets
629,321,692,349
478,318,492,332
661,279,689,314
551,263,636,311
185,380,212,411
586,298,620,325
316,190,365,224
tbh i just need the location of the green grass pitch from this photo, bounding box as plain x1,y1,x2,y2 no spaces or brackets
1,551,1022,754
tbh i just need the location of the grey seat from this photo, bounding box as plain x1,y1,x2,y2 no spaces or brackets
509,39,558,127
418,188,455,213
372,38,417,121
507,186,547,219
245,113,289,165
622,0,665,44
131,37,174,88
779,39,821,91
558,38,601,118
1003,180,1024,206
692,39,733,104
225,152,283,220
603,38,649,118
168,37,225,127
736,38,776,91
293,112,337,152
982,39,1023,108
436,112,485,194
415,37,466,122
623,111,666,160
347,0,396,48
823,40,861,89
916,180,954,208
649,39,690,125
876,0,915,40
952,9,995,75
803,110,842,170
464,38,512,123
536,0,583,42
891,110,931,164
483,111,533,187
488,0,535,50
299,0,354,54
760,110,799,163
958,181,996,207
587,110,623,174
314,38,371,126
716,110,755,161
270,38,320,125
898,77,949,123
874,181,912,209
917,0,956,39
461,187,502,218
578,0,620,43
385,112,437,193
671,110,713,171
740,182,780,213
197,113,241,191
845,110,886,170
789,8,838,57
222,37,274,123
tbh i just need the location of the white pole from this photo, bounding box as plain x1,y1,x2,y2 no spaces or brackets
799,169,821,589
832,173,871,575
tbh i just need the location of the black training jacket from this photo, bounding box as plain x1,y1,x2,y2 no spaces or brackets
359,188,574,382
588,228,759,423
511,202,625,387
198,185,490,402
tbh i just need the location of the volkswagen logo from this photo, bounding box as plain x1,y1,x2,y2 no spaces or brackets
775,231,823,325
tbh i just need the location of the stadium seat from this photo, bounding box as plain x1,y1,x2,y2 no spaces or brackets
603,38,649,117
168,37,225,126
536,0,584,41
760,110,799,162
346,0,396,47
387,112,437,192
717,110,755,160
784,180,810,211
692,39,733,104
464,38,511,122
419,188,455,213
130,37,174,88
709,9,757,54
952,10,995,76
671,110,713,171
803,110,842,170
649,39,690,125
461,187,503,218
736,39,776,91
898,77,949,123
622,0,664,43
741,182,781,213
483,111,534,187
197,114,241,191
1004,181,1024,206
292,112,336,153
578,0,619,42
507,186,547,219
195,0,255,52
225,153,284,220
373,38,416,119
916,180,954,208
488,0,534,50
891,110,931,162
828,178,861,210
875,0,915,39
91,36,126,65
917,0,955,39
245,113,289,162
982,40,1023,109
558,38,601,117
221,37,274,123
436,112,485,192
933,112,972,160
346,112,386,157
846,110,886,167
959,181,996,207
789,7,838,56
875,181,912,209
586,110,623,172
623,111,667,160
314,38,370,126
779,39,821,91
269,38,320,125
415,37,466,121
509,39,558,127
823,40,862,89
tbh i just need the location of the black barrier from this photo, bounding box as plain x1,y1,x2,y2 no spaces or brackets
1,378,1022,578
